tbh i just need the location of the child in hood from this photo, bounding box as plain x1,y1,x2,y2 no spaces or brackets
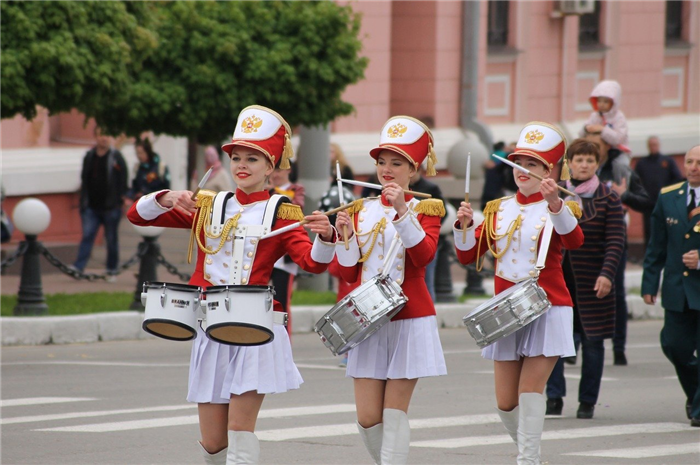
580,80,631,153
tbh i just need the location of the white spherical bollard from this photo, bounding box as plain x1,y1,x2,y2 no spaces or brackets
12,198,51,236
131,224,165,238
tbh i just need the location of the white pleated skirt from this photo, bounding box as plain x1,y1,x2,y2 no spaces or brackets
187,324,303,404
481,305,575,361
346,316,447,380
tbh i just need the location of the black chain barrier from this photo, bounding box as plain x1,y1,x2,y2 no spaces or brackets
1,240,189,282
1,242,29,272
156,253,191,282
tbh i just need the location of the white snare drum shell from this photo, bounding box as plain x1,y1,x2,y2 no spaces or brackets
142,282,201,342
203,285,276,346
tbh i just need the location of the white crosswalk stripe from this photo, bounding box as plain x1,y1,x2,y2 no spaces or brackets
4,397,697,461
0,397,97,408
411,422,693,449
563,442,700,459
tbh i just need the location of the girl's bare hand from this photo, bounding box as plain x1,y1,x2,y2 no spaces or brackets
457,201,474,229
304,211,333,241
161,191,197,216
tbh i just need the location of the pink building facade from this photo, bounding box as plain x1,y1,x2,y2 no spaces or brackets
2,0,699,246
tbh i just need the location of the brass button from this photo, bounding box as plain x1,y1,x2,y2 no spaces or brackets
225,250,231,256
220,279,226,284
247,252,253,257
243,264,250,270
531,236,537,241
683,271,689,277
206,245,213,251
378,255,384,260
357,228,363,233
685,234,690,239
513,236,519,242
396,279,402,284
530,259,536,264
362,279,367,283
511,249,516,253
530,247,536,252
498,216,503,221
226,236,232,242
239,208,245,213
497,225,502,230
378,267,383,273
205,273,211,279
362,207,367,212
512,273,518,278
363,265,368,271
397,265,403,271
359,217,364,222
206,258,213,265
541,217,546,222
529,270,536,277
223,263,229,268
241,278,248,284
378,242,383,247
499,207,504,212
384,209,391,214
397,253,403,259
512,259,517,264
520,207,525,212
535,224,542,230
498,270,504,276
250,239,258,245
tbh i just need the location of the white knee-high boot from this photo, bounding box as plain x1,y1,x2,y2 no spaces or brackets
357,422,383,464
516,393,546,465
496,405,519,447
226,431,259,465
380,408,410,465
198,441,227,465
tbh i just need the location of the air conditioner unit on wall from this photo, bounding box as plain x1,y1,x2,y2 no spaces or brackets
558,0,596,15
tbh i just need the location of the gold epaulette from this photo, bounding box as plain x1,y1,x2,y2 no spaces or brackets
565,200,582,219
345,198,364,215
277,203,304,221
483,198,502,216
660,181,685,195
194,189,217,207
414,198,445,217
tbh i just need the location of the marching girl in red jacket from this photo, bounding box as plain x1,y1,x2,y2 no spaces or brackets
334,116,447,465
128,105,336,464
454,122,584,464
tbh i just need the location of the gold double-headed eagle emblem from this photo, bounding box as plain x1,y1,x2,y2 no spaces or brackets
387,123,408,138
524,129,545,144
241,115,263,134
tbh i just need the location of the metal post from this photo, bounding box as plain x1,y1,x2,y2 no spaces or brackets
13,235,48,315
464,263,486,296
434,235,456,302
131,237,160,310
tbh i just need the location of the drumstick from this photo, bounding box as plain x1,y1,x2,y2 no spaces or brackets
190,167,213,201
462,154,471,243
494,154,576,197
338,178,432,199
259,202,356,240
336,162,350,251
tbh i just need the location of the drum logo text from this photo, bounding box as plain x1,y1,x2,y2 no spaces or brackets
170,299,190,308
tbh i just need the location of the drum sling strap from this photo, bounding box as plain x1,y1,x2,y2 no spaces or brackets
534,216,554,275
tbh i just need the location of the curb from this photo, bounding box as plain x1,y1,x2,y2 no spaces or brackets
1,295,662,346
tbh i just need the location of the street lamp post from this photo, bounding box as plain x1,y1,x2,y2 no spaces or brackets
12,198,52,316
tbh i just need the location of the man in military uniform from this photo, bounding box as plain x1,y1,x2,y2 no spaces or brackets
642,145,700,427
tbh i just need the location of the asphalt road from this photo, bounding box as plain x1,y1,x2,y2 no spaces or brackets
2,320,698,465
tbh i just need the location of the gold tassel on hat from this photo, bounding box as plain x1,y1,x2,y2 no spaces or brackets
560,157,571,181
279,133,293,170
426,143,437,176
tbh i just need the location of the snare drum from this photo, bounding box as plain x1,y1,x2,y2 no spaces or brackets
314,275,408,356
463,278,551,348
202,285,275,346
141,282,202,341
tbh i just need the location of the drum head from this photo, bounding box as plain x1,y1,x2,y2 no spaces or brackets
206,323,274,346
143,319,197,342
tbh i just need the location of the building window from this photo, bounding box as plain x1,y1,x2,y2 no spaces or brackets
579,0,601,46
487,1,509,48
665,1,683,43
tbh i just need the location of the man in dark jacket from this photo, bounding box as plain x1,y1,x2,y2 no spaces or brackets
593,138,654,366
72,127,128,279
634,136,683,247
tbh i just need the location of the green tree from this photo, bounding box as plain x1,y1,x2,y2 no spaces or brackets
94,1,368,143
1,1,157,121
